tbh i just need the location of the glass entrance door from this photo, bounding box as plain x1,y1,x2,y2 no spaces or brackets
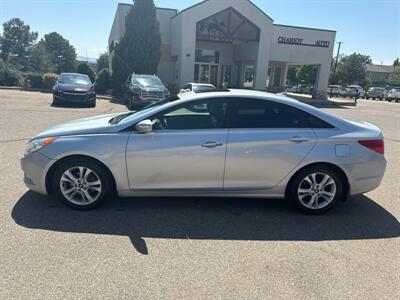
243,65,255,88
194,63,219,85
210,65,218,87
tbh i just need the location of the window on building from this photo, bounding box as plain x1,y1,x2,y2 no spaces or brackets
195,49,220,64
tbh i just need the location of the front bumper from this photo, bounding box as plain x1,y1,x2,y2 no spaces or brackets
54,92,96,103
21,151,54,194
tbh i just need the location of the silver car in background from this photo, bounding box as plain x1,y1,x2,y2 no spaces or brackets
21,90,386,214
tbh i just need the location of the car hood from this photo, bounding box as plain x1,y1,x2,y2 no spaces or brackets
56,83,93,92
33,113,125,140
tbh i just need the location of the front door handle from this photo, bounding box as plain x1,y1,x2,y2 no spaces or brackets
289,136,311,143
201,141,224,148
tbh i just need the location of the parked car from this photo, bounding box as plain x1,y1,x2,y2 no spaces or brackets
124,74,170,110
179,83,216,94
386,87,400,102
328,85,344,97
52,73,96,107
345,85,365,98
286,84,313,94
365,87,385,100
21,89,386,214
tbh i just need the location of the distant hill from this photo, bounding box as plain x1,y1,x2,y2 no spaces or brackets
77,56,97,63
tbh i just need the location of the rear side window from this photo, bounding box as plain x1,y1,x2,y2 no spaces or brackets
228,98,334,129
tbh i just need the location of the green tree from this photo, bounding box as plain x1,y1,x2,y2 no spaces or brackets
40,32,77,73
77,62,95,82
296,65,318,84
97,53,109,73
0,18,38,68
333,53,371,87
27,43,54,73
112,0,161,92
95,68,112,93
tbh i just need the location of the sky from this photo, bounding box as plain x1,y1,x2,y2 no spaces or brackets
0,0,399,64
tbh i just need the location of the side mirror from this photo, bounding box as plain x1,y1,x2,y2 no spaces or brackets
135,119,153,133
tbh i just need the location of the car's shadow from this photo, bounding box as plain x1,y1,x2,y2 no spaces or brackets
12,192,400,254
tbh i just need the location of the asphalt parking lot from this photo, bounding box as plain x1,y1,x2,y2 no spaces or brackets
0,90,399,299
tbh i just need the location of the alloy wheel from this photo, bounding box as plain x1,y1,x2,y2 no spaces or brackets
297,172,337,210
59,166,102,205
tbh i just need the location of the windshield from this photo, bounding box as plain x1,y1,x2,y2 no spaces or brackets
193,85,216,92
58,74,92,85
110,96,180,125
133,76,163,87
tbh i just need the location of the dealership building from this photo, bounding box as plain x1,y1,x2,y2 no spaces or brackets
109,0,336,99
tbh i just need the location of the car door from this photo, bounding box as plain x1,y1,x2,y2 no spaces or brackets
126,98,229,190
224,98,318,189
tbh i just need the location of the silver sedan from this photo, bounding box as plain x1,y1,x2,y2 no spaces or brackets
21,90,386,214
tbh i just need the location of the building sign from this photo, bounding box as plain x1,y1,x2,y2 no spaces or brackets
196,21,233,43
277,36,330,48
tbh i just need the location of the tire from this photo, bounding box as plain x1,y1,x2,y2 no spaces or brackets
128,96,138,111
89,100,96,108
52,96,60,106
52,158,112,210
366,97,369,100
287,165,343,214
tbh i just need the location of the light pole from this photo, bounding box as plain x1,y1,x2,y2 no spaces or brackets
333,41,343,81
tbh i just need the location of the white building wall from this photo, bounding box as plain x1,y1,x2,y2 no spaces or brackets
171,0,273,89
271,25,336,98
109,0,336,98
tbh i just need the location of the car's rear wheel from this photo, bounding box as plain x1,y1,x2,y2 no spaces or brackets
53,158,111,210
287,166,343,214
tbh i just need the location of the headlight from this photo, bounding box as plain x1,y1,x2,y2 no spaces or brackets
25,137,57,156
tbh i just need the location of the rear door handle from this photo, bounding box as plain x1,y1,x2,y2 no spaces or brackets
289,136,311,143
201,141,224,148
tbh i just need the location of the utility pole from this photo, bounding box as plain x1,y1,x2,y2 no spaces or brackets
333,42,343,81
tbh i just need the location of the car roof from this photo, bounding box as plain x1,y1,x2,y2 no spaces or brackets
117,89,352,131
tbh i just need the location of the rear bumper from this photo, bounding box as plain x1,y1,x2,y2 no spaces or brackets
346,154,387,195
21,151,54,194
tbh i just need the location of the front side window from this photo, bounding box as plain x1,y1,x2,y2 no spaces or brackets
228,98,333,129
150,99,228,130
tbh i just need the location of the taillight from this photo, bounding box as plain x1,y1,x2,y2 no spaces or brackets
358,140,384,154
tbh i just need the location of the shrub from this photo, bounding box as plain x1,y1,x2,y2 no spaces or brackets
95,68,112,94
0,60,24,86
77,62,96,82
24,73,43,88
42,73,59,90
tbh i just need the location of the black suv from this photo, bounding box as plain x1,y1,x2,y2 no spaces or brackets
124,74,170,110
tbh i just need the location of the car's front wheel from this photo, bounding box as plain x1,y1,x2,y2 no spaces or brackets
53,158,111,210
287,166,343,214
